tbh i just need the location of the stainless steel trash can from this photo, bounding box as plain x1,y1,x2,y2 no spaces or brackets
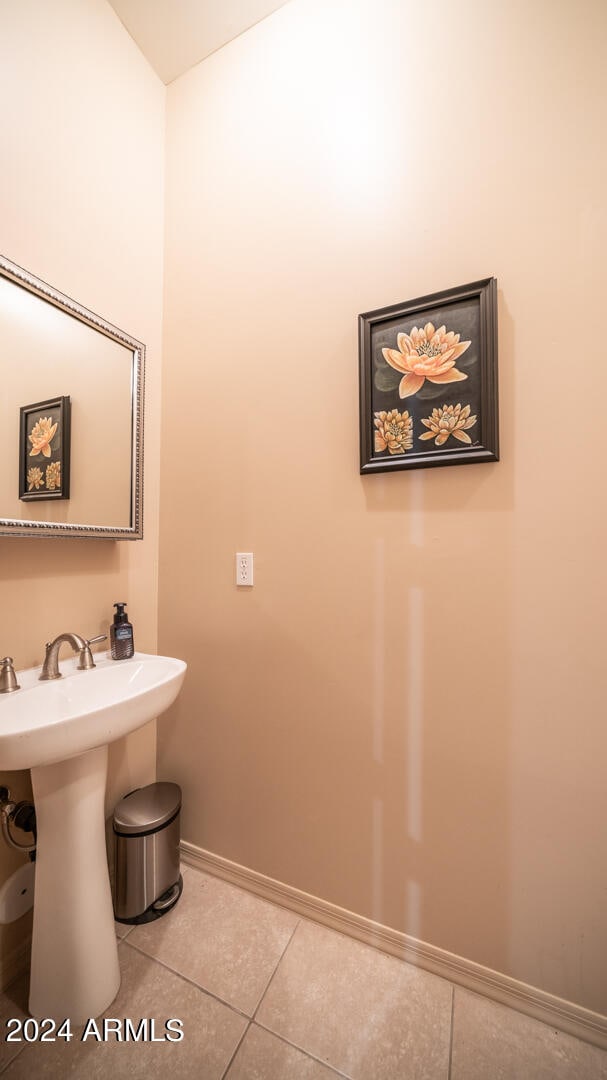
113,782,182,924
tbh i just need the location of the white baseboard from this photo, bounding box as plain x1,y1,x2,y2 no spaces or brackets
0,937,30,994
181,840,607,1051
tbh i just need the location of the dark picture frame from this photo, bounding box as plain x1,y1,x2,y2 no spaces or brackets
359,278,498,473
19,396,71,501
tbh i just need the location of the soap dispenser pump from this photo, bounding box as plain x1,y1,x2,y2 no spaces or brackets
110,602,134,660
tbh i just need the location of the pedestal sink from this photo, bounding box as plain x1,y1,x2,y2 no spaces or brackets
0,651,186,1022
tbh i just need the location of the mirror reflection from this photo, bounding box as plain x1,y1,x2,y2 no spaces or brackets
0,256,144,539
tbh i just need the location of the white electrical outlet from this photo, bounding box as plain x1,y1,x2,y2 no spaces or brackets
236,552,254,586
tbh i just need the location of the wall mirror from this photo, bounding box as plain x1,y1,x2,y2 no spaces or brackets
0,255,144,539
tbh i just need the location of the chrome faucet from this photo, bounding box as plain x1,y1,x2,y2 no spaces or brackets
0,658,20,694
39,633,107,681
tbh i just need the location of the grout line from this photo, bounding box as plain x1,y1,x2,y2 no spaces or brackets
447,983,455,1079
251,919,300,1021
253,1020,354,1079
122,939,251,1021
220,1020,251,1080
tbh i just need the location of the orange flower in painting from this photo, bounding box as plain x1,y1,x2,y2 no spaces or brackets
27,466,44,491
29,416,57,458
382,323,471,399
46,462,61,491
374,409,413,455
419,403,477,447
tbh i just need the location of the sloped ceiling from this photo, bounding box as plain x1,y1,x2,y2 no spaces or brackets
108,0,291,84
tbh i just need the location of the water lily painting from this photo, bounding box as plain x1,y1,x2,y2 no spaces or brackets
359,278,498,473
19,395,71,500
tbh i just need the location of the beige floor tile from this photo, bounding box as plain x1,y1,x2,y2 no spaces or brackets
256,920,452,1080
451,988,607,1080
127,868,299,1015
226,1023,347,1079
0,972,29,1073
2,941,247,1080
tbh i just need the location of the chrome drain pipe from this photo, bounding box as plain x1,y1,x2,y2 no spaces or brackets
0,787,36,856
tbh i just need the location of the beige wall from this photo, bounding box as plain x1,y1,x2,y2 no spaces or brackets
0,0,164,967
158,0,607,1015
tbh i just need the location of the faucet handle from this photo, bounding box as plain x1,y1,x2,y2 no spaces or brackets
0,658,20,694
77,635,107,671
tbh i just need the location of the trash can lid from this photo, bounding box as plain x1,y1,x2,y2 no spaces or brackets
113,782,181,835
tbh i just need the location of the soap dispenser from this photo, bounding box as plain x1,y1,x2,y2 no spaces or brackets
110,602,134,660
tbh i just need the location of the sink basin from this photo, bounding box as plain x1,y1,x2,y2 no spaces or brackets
0,652,186,770
0,650,187,1023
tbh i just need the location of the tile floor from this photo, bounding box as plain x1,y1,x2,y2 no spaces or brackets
0,865,605,1078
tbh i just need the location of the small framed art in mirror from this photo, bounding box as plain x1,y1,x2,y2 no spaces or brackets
19,395,71,502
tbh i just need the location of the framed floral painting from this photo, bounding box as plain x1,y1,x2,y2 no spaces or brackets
19,396,71,500
359,278,498,473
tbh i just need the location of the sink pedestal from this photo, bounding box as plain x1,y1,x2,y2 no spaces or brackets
0,652,187,1019
30,746,120,1022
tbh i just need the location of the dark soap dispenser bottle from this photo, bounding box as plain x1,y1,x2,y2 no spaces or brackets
110,602,134,660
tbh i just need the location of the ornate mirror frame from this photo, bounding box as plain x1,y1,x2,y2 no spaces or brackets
0,255,144,540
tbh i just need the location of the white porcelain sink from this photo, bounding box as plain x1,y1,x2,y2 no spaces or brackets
0,652,186,770
0,650,186,1024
